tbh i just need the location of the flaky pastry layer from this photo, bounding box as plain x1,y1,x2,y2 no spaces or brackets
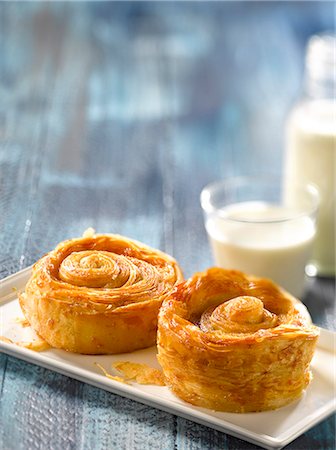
157,268,319,412
20,233,183,354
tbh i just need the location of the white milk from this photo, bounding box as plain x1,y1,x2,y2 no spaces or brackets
206,202,316,298
285,99,335,276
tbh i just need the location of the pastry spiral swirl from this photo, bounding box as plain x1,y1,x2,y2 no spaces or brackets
157,268,319,412
20,233,183,354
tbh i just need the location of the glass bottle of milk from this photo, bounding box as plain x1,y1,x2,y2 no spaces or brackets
284,33,335,276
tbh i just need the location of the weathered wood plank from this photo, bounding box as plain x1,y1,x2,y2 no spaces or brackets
80,384,176,450
1,356,83,450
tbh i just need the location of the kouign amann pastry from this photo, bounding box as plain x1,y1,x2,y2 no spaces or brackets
157,267,319,412
20,232,183,354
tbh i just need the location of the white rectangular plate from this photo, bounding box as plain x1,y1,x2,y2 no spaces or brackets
1,267,335,450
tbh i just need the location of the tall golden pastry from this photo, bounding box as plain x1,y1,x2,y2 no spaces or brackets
157,267,319,412
20,231,183,354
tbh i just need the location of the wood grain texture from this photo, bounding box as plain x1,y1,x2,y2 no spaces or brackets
0,3,335,450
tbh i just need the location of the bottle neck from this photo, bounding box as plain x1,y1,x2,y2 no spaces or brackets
304,76,335,100
303,33,335,100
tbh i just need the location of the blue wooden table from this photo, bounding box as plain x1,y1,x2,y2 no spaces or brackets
0,3,335,449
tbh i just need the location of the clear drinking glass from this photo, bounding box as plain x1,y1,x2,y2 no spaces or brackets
200,176,319,298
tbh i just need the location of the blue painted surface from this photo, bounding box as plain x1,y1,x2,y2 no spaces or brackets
0,2,335,449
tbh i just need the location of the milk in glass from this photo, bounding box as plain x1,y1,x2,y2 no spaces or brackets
206,202,316,298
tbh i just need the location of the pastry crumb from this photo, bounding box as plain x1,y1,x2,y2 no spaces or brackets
17,338,50,352
113,361,166,386
0,336,14,344
83,227,96,238
0,334,49,351
15,317,30,327
94,363,128,384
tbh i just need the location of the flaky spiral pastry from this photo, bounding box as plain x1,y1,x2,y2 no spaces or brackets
20,233,183,354
157,268,319,412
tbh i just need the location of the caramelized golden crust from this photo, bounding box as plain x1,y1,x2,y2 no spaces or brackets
20,233,183,354
157,268,319,412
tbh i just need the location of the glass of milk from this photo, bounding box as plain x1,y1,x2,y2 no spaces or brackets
200,176,319,298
